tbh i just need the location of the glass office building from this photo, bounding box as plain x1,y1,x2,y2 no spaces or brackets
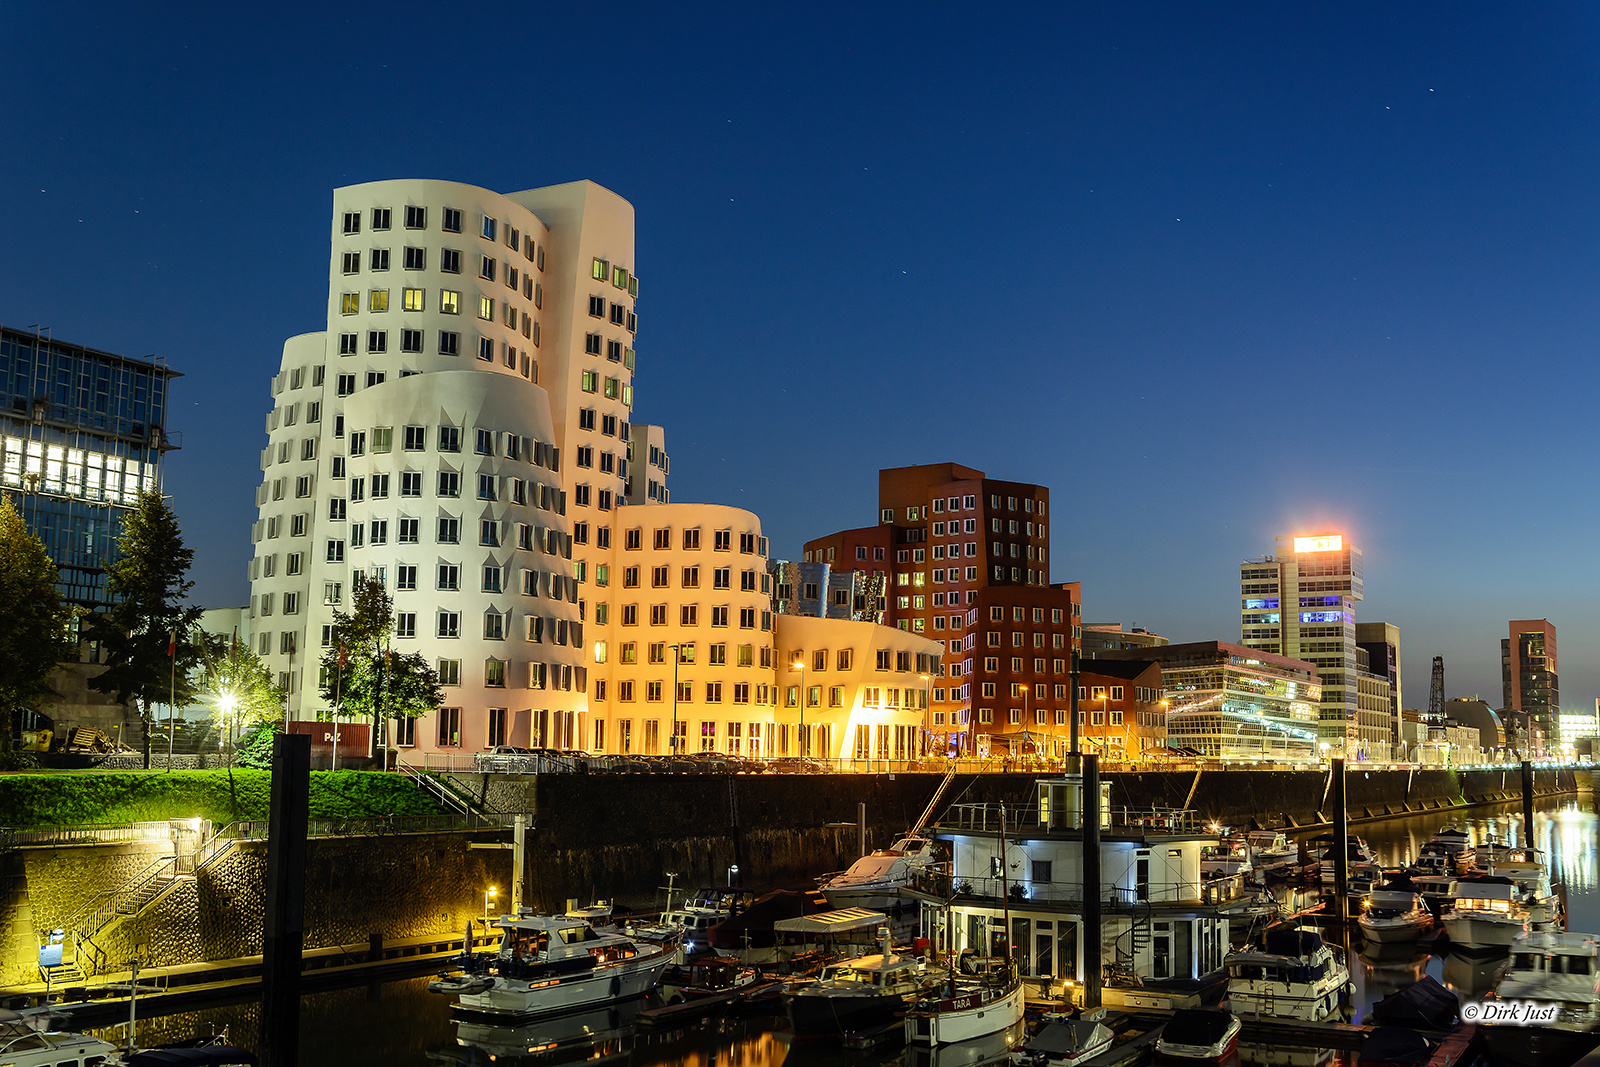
0,325,179,609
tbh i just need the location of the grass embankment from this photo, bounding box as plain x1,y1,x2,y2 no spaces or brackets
0,769,448,828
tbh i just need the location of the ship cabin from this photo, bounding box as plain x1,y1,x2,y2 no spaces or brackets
906,775,1241,1002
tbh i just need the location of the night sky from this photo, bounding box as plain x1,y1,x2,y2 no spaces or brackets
5,4,1599,714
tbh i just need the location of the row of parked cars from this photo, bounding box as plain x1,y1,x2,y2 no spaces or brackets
473,747,831,774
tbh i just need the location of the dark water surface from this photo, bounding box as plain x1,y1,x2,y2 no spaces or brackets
94,795,1600,1066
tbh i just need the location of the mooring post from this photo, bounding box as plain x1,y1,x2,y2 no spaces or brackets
1331,757,1349,921
512,814,527,914
1083,753,1102,1011
259,733,310,1067
1521,760,1536,849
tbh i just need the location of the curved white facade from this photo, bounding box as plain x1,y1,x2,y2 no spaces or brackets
250,179,644,755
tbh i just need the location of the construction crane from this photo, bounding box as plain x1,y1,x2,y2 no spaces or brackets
1428,656,1445,727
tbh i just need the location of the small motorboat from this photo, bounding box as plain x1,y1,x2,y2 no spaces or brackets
1368,974,1459,1030
782,927,945,1041
1011,1016,1115,1065
1358,1026,1433,1067
1155,1008,1241,1063
1358,891,1433,944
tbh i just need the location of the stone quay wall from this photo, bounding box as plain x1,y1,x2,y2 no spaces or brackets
2,831,505,988
2,765,1580,985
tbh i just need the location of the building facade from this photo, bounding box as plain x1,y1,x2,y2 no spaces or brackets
0,325,179,610
1081,624,1169,658
249,180,645,755
1077,659,1166,762
1354,621,1402,745
1502,619,1558,752
1101,642,1321,762
1239,533,1363,749
804,463,1080,757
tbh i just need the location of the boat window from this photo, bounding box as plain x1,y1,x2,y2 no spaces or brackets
1567,956,1592,975
1549,956,1566,974
1513,953,1538,969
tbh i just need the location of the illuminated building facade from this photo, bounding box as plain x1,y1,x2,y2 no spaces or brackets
250,179,643,754
0,325,179,610
1239,533,1363,749
1502,619,1558,752
1101,641,1320,761
804,463,1080,757
1076,659,1167,761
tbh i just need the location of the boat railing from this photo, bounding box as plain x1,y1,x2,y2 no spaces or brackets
909,864,1244,907
936,802,1206,835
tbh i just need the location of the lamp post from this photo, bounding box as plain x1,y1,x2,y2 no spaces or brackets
668,643,683,755
792,656,807,758
216,690,238,763
919,672,932,761
484,885,498,924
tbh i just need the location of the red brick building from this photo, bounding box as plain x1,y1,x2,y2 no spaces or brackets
1076,659,1166,763
805,463,1081,756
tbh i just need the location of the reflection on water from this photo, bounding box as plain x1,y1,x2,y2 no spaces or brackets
90,796,1598,1066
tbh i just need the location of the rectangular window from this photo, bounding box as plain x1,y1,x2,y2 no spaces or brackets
368,289,389,312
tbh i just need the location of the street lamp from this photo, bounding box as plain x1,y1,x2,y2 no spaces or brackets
216,690,238,759
484,885,499,924
668,643,683,754
919,672,932,761
792,656,807,758
728,863,740,887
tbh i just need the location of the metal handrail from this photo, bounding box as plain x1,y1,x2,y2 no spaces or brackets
909,864,1242,908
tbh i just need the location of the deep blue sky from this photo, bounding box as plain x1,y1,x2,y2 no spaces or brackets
5,4,1599,713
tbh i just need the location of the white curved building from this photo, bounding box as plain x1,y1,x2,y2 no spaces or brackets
250,179,647,755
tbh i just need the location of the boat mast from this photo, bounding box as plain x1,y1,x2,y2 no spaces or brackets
999,802,1010,983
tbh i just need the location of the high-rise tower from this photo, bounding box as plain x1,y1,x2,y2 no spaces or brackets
1240,533,1363,750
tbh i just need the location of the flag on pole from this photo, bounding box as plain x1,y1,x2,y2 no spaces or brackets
338,641,347,668
167,630,176,657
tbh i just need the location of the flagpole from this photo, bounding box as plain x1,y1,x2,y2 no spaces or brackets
168,628,177,769
333,642,345,772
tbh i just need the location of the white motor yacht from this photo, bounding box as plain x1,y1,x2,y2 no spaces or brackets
1483,851,1562,929
1483,931,1600,1067
1225,926,1351,1022
431,910,673,1020
818,835,938,912
0,1010,118,1067
1245,830,1298,873
1358,891,1433,943
1441,879,1529,955
1201,834,1254,880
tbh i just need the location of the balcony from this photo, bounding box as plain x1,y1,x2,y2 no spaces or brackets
908,863,1248,909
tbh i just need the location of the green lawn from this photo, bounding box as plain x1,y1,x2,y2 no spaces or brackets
0,769,448,828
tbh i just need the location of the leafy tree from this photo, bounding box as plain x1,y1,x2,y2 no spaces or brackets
86,490,204,768
198,632,286,732
0,496,70,754
318,574,442,756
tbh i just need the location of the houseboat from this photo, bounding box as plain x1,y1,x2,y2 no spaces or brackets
904,776,1238,1011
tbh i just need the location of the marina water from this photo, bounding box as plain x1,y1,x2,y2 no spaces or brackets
102,794,1600,1065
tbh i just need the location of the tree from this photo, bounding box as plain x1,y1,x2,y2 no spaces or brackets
197,632,286,748
318,574,442,757
0,496,71,755
86,490,204,768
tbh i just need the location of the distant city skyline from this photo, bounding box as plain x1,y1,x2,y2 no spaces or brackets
5,5,1599,711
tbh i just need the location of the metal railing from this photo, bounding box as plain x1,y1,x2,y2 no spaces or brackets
936,802,1207,835
908,864,1248,908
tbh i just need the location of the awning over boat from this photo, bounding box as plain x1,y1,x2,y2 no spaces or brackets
773,908,888,935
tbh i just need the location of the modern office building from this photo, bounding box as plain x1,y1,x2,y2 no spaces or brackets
804,463,1081,757
1240,533,1363,749
0,325,180,610
1101,641,1321,761
1355,621,1402,745
1502,619,1558,752
249,179,642,753
248,180,945,760
1081,623,1169,658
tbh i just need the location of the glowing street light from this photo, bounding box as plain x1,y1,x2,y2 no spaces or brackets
792,656,807,758
484,885,499,923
